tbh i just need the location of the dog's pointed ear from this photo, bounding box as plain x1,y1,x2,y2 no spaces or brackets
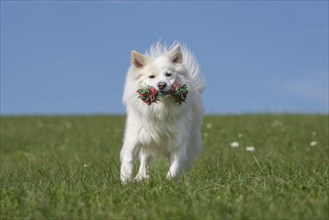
167,45,182,64
131,50,148,68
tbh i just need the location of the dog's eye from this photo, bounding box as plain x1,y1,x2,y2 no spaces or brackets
148,75,155,79
165,72,172,77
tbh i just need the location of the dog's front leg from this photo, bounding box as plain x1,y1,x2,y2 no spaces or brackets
120,141,139,184
166,146,187,180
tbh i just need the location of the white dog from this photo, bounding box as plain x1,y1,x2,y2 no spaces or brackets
120,42,205,183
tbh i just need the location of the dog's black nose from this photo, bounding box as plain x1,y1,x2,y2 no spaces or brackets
157,82,167,90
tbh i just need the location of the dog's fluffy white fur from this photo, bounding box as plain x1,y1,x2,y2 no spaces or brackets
120,42,205,183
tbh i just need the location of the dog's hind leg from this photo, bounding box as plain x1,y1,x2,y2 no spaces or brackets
134,150,152,182
166,146,187,180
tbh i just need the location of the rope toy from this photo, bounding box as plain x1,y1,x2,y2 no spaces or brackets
137,82,188,105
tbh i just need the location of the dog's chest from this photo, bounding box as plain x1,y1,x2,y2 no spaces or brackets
137,119,178,153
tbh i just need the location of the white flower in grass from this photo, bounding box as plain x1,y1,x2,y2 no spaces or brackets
246,146,256,152
230,141,239,148
65,122,73,128
36,121,44,128
309,141,317,147
83,163,88,168
271,120,284,128
206,123,212,129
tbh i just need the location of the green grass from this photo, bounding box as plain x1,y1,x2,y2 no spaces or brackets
1,115,328,220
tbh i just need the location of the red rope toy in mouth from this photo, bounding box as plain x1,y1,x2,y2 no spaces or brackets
137,82,188,105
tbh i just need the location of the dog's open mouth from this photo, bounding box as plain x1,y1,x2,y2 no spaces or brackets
137,82,188,105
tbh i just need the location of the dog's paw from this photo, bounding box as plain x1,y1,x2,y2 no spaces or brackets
120,173,133,185
120,178,131,185
166,171,181,181
133,174,150,182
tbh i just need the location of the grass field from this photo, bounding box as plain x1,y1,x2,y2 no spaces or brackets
1,115,328,219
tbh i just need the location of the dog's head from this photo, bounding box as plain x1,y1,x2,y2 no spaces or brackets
130,45,186,92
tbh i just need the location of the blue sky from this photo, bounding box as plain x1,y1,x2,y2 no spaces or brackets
1,1,328,115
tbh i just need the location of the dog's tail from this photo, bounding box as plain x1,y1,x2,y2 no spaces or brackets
146,42,205,94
